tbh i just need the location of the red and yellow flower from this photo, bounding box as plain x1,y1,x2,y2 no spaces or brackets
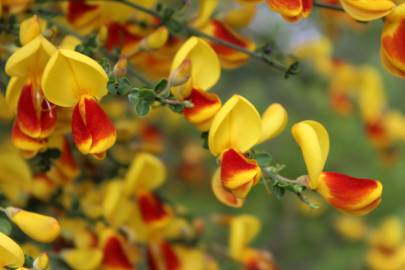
41,49,116,159
292,120,383,215
5,16,57,157
169,36,222,131
381,3,405,78
209,95,288,207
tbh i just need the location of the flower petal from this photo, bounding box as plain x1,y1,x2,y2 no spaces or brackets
61,248,103,270
5,76,27,112
183,88,221,131
340,0,395,21
171,36,220,91
266,0,304,18
292,120,329,189
137,192,171,227
316,172,382,215
5,36,56,77
192,0,218,28
203,20,256,68
220,148,260,190
229,215,261,259
259,103,288,143
381,6,405,78
42,49,108,107
211,169,244,208
147,241,181,270
0,232,25,268
16,84,57,139
124,152,166,194
102,235,133,269
209,95,262,156
71,96,116,158
6,207,60,243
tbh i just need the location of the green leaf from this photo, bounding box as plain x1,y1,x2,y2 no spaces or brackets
154,79,168,94
272,185,285,199
23,254,34,268
136,100,150,117
200,132,209,149
252,151,272,167
168,103,184,113
128,91,140,104
0,217,12,235
138,89,155,103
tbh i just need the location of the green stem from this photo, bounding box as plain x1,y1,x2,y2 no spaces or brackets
89,0,295,74
313,2,345,12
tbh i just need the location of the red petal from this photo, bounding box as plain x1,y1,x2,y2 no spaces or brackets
102,235,132,269
318,172,382,215
138,192,170,225
147,241,181,270
72,96,116,157
220,148,260,190
67,0,99,23
12,121,46,153
106,22,142,51
183,88,221,127
382,20,405,69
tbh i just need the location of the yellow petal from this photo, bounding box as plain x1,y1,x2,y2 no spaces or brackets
59,35,82,50
5,36,56,77
229,215,261,259
171,36,220,91
61,248,103,270
259,103,288,143
209,95,261,155
211,169,244,208
140,26,169,51
193,0,219,28
0,91,14,119
222,3,257,29
0,147,32,204
0,232,25,268
340,0,396,21
384,110,405,140
5,76,27,112
291,120,329,189
19,15,47,45
6,207,60,243
124,152,166,194
102,180,132,227
41,49,108,107
33,253,49,270
357,66,386,122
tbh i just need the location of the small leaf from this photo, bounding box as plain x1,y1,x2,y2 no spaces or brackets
200,132,209,149
154,79,168,94
0,216,12,235
252,151,272,167
136,100,150,117
272,185,285,199
168,103,184,113
128,91,140,104
23,254,34,268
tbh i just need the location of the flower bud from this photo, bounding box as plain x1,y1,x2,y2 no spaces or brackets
33,253,49,270
5,207,60,243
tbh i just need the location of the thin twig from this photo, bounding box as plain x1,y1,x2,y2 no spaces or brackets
313,2,345,12
88,0,295,74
